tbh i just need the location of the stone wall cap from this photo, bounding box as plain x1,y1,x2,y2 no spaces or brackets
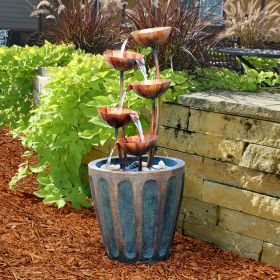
178,90,280,123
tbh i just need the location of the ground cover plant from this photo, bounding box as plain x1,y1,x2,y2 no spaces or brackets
0,43,279,208
161,65,280,98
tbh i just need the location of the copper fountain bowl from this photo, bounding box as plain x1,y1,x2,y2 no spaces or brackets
130,27,172,47
103,50,144,71
98,107,137,128
127,79,171,99
119,134,157,157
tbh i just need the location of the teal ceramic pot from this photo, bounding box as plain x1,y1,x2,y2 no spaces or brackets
88,156,185,263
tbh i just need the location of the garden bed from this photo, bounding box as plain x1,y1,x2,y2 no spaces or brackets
1,127,280,279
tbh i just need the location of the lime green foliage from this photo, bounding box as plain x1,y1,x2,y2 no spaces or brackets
244,56,280,70
193,67,279,92
3,44,279,209
11,53,149,209
159,66,280,101
0,43,79,128
160,69,197,101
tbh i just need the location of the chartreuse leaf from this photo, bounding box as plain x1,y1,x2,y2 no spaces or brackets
30,164,46,173
79,129,99,139
9,163,29,189
89,116,110,127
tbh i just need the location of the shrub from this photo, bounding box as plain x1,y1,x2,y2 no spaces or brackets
10,53,151,208
160,66,280,95
0,43,78,128
219,0,280,48
192,67,280,92
31,0,119,53
124,0,222,71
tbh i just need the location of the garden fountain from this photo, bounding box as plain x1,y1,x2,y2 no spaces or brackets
88,27,185,263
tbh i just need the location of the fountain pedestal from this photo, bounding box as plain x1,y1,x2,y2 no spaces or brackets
89,26,185,264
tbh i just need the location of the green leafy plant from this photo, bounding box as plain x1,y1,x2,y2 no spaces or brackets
160,66,280,96
11,53,150,209
242,57,280,71
191,66,280,92
0,43,78,128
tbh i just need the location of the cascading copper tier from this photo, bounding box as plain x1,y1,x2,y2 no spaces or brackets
127,79,171,99
98,107,137,128
119,135,157,157
103,50,144,71
130,27,172,47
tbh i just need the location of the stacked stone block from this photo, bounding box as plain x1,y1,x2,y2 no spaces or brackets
33,67,51,108
158,91,280,267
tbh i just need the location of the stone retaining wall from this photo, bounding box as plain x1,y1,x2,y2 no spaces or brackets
158,91,280,267
33,68,50,108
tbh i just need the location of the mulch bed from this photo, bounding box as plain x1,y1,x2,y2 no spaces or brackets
0,127,280,280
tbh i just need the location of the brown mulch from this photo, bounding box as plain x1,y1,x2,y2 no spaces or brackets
0,127,280,280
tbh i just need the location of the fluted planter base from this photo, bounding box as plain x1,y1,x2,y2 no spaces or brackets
88,156,185,263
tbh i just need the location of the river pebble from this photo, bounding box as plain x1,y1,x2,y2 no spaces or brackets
142,167,151,172
100,164,121,171
152,165,163,170
158,160,167,169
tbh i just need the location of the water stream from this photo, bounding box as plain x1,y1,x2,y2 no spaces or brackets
130,113,145,143
105,148,115,167
119,38,145,143
120,39,128,57
118,91,127,112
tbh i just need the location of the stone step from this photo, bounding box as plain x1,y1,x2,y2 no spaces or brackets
188,109,280,149
178,90,280,123
158,127,245,165
202,180,280,223
184,221,263,261
158,147,280,199
262,243,280,267
219,207,280,246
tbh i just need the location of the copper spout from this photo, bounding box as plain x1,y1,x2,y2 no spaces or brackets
103,50,143,71
119,134,157,157
130,27,172,47
127,79,170,100
98,107,137,128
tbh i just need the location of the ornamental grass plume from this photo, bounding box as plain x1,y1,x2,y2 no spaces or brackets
99,0,123,9
219,0,280,48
